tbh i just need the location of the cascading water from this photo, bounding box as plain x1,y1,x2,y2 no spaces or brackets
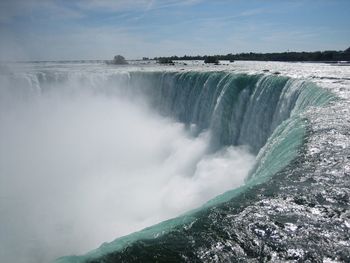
1,61,348,263
124,71,333,152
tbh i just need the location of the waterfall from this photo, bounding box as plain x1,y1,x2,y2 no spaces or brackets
47,70,335,263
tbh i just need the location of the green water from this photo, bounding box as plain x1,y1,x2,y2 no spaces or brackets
55,71,335,263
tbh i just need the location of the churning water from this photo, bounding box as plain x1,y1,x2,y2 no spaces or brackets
0,61,349,263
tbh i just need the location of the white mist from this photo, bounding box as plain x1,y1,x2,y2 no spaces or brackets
0,66,255,263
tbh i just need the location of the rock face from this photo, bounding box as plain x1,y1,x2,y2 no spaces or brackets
109,55,128,65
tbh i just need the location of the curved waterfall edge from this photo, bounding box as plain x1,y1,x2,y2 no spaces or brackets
53,71,337,263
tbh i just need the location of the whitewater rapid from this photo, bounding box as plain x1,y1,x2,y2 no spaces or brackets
0,61,349,263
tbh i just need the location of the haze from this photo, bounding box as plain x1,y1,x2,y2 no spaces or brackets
0,0,349,61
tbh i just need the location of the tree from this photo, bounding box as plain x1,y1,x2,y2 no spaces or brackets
204,56,219,64
157,58,174,65
112,55,128,64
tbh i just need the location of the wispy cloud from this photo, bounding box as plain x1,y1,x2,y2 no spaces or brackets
240,8,266,17
1,0,349,60
76,0,203,12
0,0,204,24
0,0,83,23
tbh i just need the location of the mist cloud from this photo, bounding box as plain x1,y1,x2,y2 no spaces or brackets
0,68,255,263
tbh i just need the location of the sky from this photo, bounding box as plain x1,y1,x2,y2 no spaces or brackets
0,0,349,60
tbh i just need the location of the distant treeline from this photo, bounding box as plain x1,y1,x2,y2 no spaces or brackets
155,47,350,62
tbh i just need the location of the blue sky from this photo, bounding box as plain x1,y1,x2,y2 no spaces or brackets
0,0,349,60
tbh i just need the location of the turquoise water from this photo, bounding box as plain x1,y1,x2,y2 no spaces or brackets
55,71,335,263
